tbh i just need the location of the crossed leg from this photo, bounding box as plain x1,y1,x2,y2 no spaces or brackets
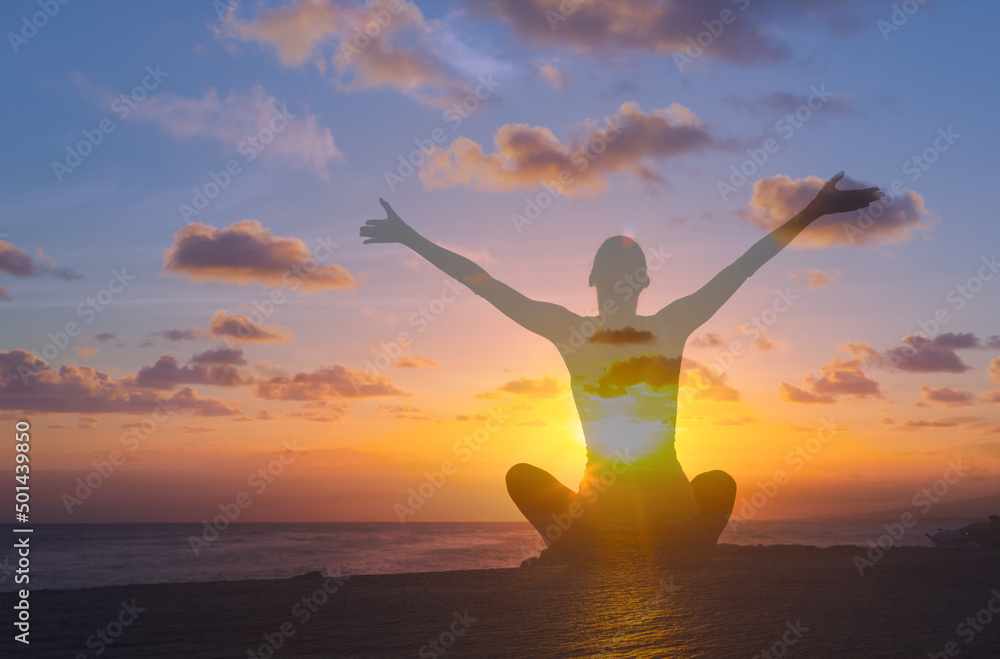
505,463,575,546
688,469,738,544
506,463,737,550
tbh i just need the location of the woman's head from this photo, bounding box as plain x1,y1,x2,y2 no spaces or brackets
589,235,649,293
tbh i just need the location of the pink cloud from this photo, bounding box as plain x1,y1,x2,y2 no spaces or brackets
220,0,479,108
879,333,977,373
498,376,563,398
134,355,250,390
190,347,247,365
130,84,341,176
164,221,358,291
475,0,788,63
0,350,240,416
208,311,293,344
689,332,724,348
904,419,959,429
742,175,935,248
0,240,81,300
919,385,976,407
284,400,350,422
254,364,409,400
681,359,741,402
419,102,721,197
379,403,431,420
532,58,571,88
395,355,440,369
789,267,840,288
779,343,882,404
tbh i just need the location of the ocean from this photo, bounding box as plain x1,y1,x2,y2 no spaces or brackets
0,519,978,592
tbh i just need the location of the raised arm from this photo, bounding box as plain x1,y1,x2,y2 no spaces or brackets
360,199,581,342
658,172,882,335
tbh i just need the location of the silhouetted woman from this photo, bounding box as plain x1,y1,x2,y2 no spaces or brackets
361,172,881,566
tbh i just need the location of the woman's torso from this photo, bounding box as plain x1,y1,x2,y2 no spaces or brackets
558,313,701,530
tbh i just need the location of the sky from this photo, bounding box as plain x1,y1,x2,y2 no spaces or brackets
1,0,998,523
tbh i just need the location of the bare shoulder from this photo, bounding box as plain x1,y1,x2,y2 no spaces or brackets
644,311,692,351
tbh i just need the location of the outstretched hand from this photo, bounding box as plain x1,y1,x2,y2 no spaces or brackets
360,198,418,246
806,171,884,216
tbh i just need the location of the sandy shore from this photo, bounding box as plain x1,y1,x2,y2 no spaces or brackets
5,545,1000,658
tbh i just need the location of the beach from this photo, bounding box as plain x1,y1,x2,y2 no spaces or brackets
7,544,1000,658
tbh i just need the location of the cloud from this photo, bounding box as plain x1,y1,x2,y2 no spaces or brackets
165,387,243,417
177,426,219,434
235,409,278,423
982,389,1000,404
498,375,563,398
589,326,655,346
990,357,1000,384
475,0,789,63
35,248,83,280
454,413,490,422
134,355,250,390
692,328,773,352
742,175,935,248
533,57,570,88
164,221,358,290
579,355,682,399
919,385,976,407
879,333,977,373
0,240,82,299
419,102,722,198
254,363,409,400
285,400,349,422
779,343,882,404
208,310,292,344
689,332,724,348
751,330,775,352
0,243,78,280
219,0,482,108
476,1,883,69
395,355,440,369
76,346,99,360
938,415,987,425
129,84,341,176
680,359,740,402
190,346,247,365
777,382,836,404
0,350,240,416
725,90,859,119
78,416,100,429
93,332,118,343
51,267,84,280
904,419,959,429
379,403,431,420
789,267,840,288
0,241,40,277
152,328,201,342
